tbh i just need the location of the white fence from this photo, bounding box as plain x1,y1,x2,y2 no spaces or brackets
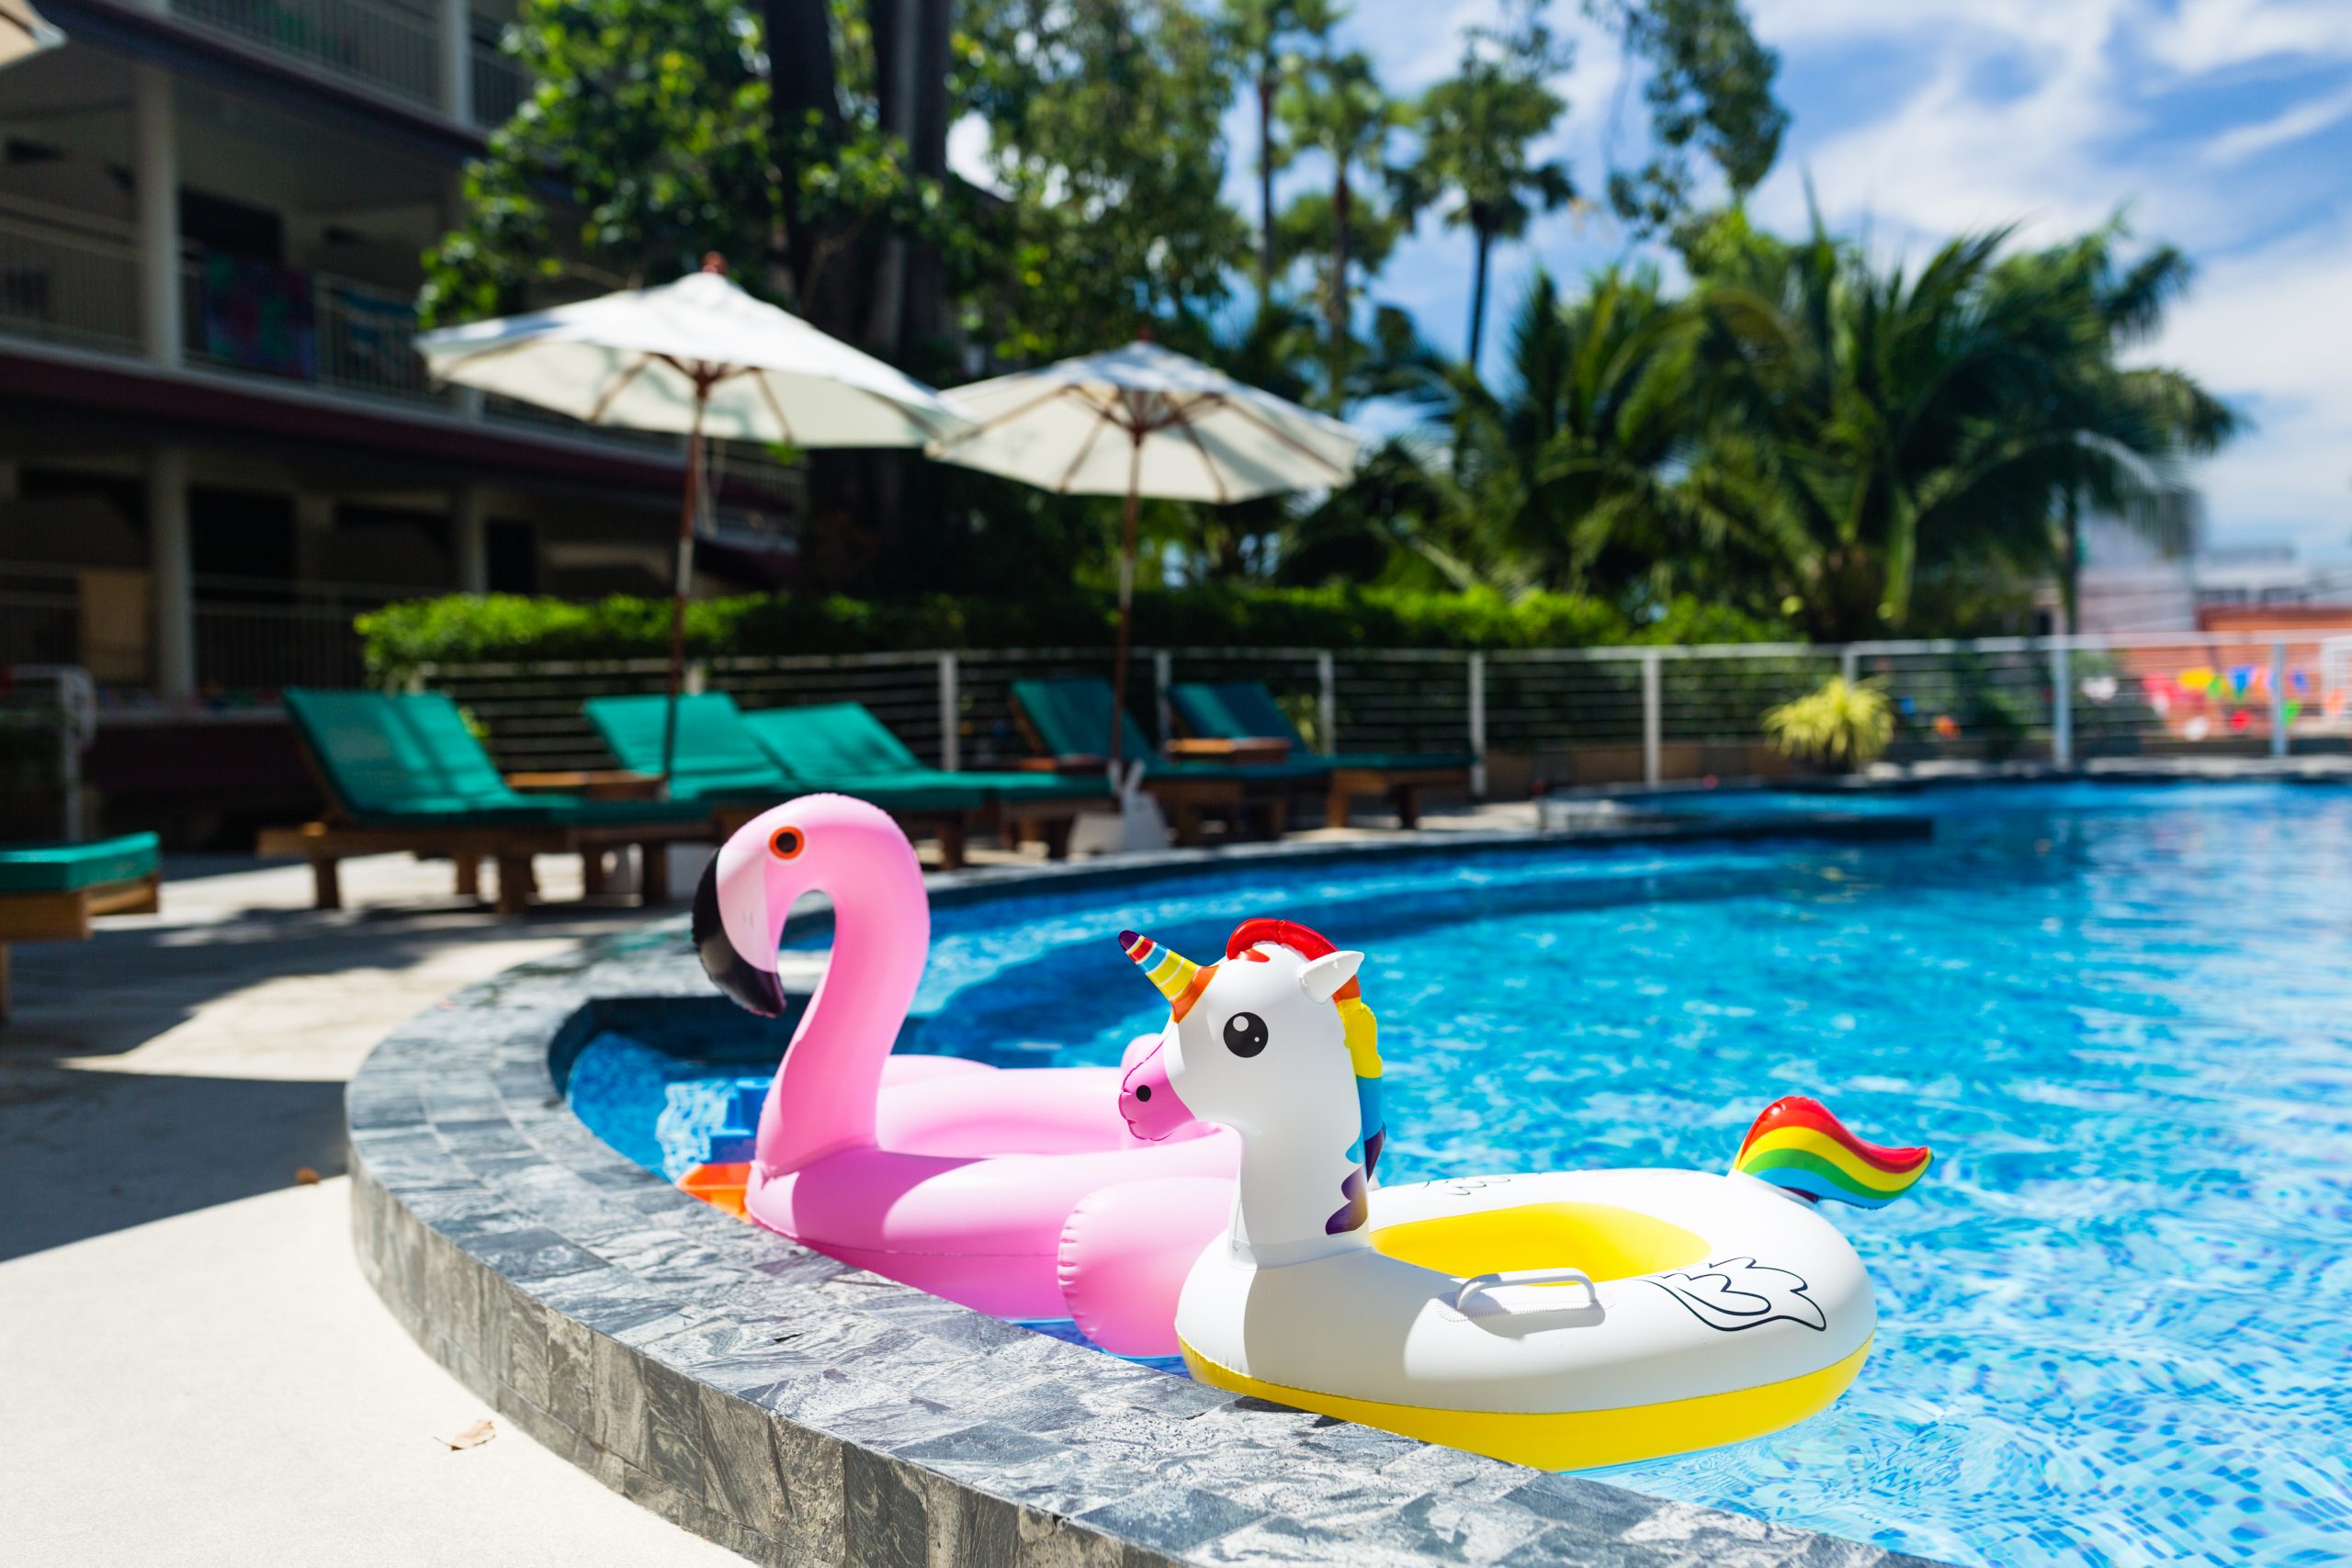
409,629,2352,784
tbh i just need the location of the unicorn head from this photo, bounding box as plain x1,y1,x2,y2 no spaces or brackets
1119,920,1383,1263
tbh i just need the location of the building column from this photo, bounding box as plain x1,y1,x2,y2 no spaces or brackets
451,486,489,593
150,447,194,702
292,492,335,592
437,0,474,125
132,65,182,368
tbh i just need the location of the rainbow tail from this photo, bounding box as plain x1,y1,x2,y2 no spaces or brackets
1733,1096,1931,1209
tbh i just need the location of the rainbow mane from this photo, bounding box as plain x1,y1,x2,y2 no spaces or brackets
1733,1095,1930,1209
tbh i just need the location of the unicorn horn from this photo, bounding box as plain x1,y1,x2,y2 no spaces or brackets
1117,930,1218,1021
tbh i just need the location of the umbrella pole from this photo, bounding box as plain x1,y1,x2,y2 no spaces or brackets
1108,441,1143,768
660,381,708,791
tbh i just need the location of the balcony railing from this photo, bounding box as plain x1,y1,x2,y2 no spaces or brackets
171,0,525,129
180,249,448,407
1,209,804,508
0,201,141,355
472,32,526,125
175,0,443,112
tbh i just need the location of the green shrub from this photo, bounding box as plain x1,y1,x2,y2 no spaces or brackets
1762,677,1895,771
357,588,1781,682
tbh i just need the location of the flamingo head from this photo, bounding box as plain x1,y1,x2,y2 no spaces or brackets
695,794,919,1018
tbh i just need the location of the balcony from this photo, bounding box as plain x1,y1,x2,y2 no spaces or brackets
165,0,525,130
0,198,802,524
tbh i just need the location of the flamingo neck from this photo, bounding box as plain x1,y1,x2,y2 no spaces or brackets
753,867,929,1176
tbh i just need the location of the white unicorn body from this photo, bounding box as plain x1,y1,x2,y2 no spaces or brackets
1115,921,1923,1471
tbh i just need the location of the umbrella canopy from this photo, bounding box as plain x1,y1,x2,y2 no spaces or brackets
929,341,1367,767
927,341,1362,502
416,260,963,786
415,266,957,446
2,0,62,67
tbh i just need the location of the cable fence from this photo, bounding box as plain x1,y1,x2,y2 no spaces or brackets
401,627,2352,789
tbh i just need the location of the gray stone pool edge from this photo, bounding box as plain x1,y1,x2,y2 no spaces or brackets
349,816,1955,1568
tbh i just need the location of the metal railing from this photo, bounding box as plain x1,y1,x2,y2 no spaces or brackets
0,564,407,702
406,630,2352,784
172,0,527,126
181,252,447,406
471,33,526,125
0,199,141,355
175,0,442,110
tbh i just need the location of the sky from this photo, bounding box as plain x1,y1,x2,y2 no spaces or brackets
1278,0,2352,564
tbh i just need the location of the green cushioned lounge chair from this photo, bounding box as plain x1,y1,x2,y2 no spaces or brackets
271,688,710,914
1169,680,1476,829
1007,677,1317,843
740,702,1109,860
583,693,991,866
0,832,162,1021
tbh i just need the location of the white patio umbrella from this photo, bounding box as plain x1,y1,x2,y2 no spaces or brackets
2,0,63,67
416,256,961,784
927,340,1365,761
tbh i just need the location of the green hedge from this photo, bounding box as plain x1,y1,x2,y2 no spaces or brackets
357,587,1781,680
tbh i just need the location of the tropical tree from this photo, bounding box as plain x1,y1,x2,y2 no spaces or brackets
1686,212,2236,640
1403,0,1576,367
1223,0,1336,304
1590,0,1788,249
1277,33,1409,402
1345,269,1747,604
1985,226,2238,628
961,0,1250,361
420,0,784,325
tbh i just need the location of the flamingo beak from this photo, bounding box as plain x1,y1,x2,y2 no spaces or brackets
694,853,786,1018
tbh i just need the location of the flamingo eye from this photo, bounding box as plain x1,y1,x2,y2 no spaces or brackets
1222,1011,1268,1058
768,827,805,859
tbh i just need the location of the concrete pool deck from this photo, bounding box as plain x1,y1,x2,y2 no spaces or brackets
0,852,749,1566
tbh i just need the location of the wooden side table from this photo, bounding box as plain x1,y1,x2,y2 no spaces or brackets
504,770,666,800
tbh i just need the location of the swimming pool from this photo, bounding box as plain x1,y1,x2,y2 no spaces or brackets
568,782,2352,1567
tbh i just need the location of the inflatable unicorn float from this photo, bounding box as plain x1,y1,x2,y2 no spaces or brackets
695,793,1929,1464
1114,926,1931,1468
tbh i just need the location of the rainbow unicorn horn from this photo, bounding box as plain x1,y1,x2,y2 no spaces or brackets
1118,931,1217,1021
1732,1096,1931,1210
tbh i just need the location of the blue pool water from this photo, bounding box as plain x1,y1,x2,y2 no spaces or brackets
567,783,2352,1567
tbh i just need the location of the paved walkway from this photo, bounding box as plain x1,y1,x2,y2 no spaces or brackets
0,853,743,1566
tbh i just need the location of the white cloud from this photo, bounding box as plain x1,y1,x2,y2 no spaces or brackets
2143,0,2352,73
2200,82,2352,164
2149,216,2352,558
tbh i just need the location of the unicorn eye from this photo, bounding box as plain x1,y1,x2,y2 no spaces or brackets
1222,1011,1268,1057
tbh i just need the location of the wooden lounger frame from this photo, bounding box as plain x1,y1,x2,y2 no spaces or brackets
707,803,978,870
1002,703,1272,848
0,871,161,1021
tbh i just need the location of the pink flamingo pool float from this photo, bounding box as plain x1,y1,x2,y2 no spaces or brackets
693,795,1235,1350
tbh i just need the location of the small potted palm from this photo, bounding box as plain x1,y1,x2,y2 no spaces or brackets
1762,676,1894,775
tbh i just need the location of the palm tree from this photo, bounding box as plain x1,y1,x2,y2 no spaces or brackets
1224,0,1334,305
1689,213,2237,640
1346,269,1738,603
1402,0,1576,368
1986,226,2237,628
1278,35,1408,403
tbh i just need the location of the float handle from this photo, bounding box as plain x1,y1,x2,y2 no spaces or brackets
1453,1267,1599,1314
